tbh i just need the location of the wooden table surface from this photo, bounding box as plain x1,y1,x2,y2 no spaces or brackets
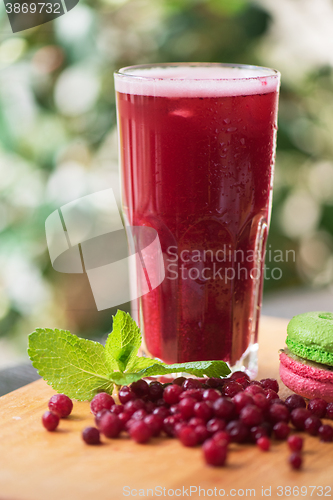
1,316,333,500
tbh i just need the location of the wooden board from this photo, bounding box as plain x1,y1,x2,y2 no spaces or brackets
0,317,333,500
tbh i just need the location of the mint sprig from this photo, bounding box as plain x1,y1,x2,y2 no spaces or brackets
28,310,231,401
28,328,113,401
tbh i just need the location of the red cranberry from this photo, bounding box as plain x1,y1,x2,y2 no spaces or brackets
288,435,303,452
233,392,254,413
174,421,187,437
173,377,186,386
124,399,145,417
178,397,196,420
269,403,290,424
230,371,250,382
230,375,250,389
304,415,322,436
244,385,265,396
188,417,206,428
257,436,270,451
169,404,180,415
179,389,203,402
129,420,152,443
118,411,131,430
226,420,249,443
90,393,115,415
206,418,226,435
264,389,278,403
213,430,231,445
163,384,183,405
163,415,183,437
240,405,263,427
249,380,262,386
273,422,290,440
250,425,268,443
110,404,124,415
95,409,110,427
148,381,164,401
183,378,203,390
206,378,224,388
213,397,236,421
194,424,210,444
155,398,168,408
270,398,286,406
119,386,136,404
253,393,270,412
127,418,139,432
285,394,306,412
178,426,198,447
144,414,163,437
131,380,149,398
144,401,156,414
203,439,227,466
318,424,333,442
289,452,302,470
290,408,311,430
202,389,221,402
99,412,121,438
230,371,250,389
308,398,327,418
223,381,243,398
42,411,59,431
194,401,213,421
131,409,148,421
326,402,333,419
82,426,100,445
48,394,73,418
152,407,170,420
260,378,279,393
198,378,208,385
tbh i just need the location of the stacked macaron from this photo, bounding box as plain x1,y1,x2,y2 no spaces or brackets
279,312,333,402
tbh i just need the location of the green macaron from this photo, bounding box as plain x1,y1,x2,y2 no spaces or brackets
286,311,333,366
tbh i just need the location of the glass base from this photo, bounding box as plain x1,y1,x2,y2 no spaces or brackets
230,342,258,380
140,342,258,381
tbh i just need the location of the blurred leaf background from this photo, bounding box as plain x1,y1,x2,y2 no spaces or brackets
1,0,333,364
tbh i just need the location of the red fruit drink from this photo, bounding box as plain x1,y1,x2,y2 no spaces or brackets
115,64,280,374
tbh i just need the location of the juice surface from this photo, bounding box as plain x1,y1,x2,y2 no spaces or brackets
116,69,279,365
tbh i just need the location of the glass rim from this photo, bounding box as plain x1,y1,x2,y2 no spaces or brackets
114,62,280,82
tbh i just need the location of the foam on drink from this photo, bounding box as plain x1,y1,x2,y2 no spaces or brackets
115,64,280,98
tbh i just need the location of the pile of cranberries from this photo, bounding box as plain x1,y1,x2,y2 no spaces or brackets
42,373,333,469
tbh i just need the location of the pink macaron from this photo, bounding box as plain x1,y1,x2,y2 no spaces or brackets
280,349,333,402
280,312,333,402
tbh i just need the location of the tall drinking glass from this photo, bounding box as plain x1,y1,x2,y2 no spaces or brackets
114,63,280,376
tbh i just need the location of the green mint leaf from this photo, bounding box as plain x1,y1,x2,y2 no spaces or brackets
105,310,141,372
137,360,231,379
110,358,231,385
127,356,164,372
109,371,145,386
28,328,113,401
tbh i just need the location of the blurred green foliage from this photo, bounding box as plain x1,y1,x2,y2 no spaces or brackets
0,0,332,348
